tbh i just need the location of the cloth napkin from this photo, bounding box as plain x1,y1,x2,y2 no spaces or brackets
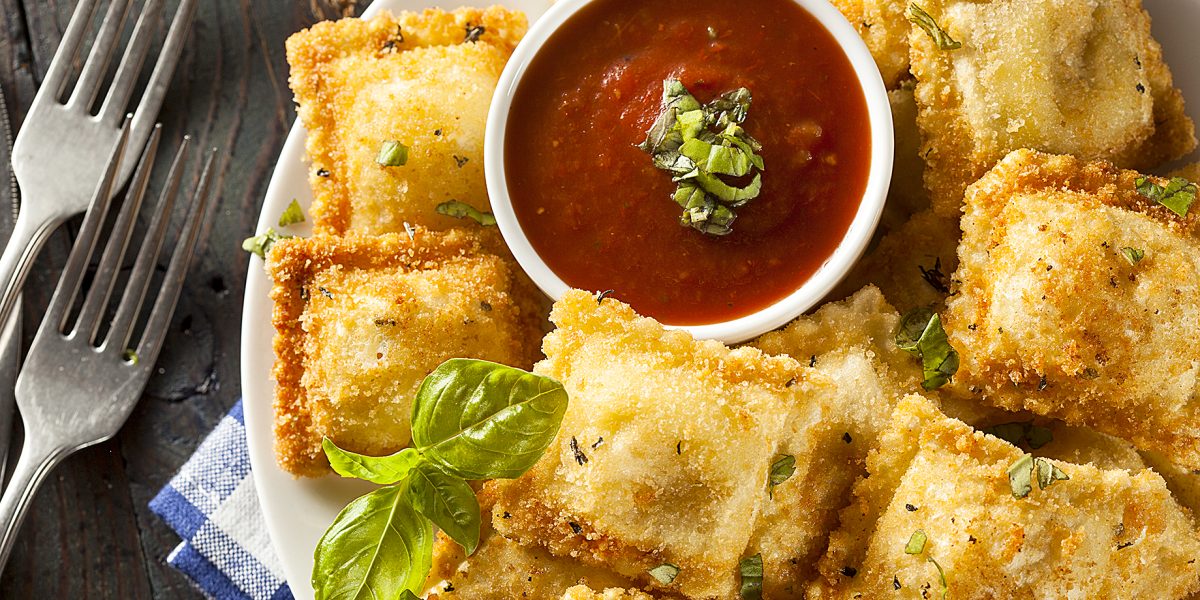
149,401,295,600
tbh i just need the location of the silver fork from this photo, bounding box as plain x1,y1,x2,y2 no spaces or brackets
0,0,198,337
0,124,217,574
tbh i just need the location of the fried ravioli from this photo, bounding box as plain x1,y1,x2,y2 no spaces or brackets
560,587,658,600
829,0,911,88
839,209,961,312
808,395,1200,600
483,290,829,599
909,0,1195,216
945,149,1200,469
286,7,526,234
268,229,544,476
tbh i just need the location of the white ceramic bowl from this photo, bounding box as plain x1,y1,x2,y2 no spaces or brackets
484,0,893,344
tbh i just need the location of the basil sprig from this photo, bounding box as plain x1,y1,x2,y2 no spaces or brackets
638,78,766,236
895,308,960,390
312,359,569,599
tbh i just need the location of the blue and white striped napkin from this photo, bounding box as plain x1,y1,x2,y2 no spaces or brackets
149,401,294,600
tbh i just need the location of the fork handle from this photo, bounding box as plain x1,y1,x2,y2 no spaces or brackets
0,210,66,334
0,436,69,576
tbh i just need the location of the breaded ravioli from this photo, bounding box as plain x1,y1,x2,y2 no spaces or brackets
483,290,827,599
838,209,960,312
286,7,526,234
808,395,1200,600
268,229,544,476
944,150,1200,469
909,0,1195,216
829,0,910,88
560,587,658,600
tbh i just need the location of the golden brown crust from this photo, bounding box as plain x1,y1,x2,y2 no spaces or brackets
838,209,961,313
267,228,545,476
808,395,1200,599
945,149,1200,469
909,0,1196,217
829,0,911,89
286,7,527,234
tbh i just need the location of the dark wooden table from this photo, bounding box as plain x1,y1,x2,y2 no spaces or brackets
0,0,362,596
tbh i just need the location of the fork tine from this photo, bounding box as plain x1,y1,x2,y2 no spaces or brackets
43,116,134,335
98,0,165,125
134,146,216,360
126,0,197,150
40,0,101,101
74,124,161,344
68,0,133,111
105,134,188,353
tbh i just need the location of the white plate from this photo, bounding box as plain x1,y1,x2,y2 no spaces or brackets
241,1,1200,597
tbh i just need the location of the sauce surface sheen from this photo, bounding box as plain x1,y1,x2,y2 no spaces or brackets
506,0,872,325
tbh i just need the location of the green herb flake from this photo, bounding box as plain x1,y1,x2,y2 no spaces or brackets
739,553,763,600
768,455,796,497
436,200,497,226
895,308,960,390
1136,176,1197,217
905,530,928,555
648,563,681,585
1121,247,1145,265
376,140,409,167
907,3,962,50
1009,454,1069,499
983,421,1054,450
242,228,289,260
928,556,948,600
277,199,305,227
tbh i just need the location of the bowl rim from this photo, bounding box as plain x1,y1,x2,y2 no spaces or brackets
484,0,894,344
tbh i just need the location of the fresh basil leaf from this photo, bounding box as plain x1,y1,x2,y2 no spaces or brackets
242,228,289,260
648,563,680,585
407,461,482,555
706,87,752,129
312,484,433,600
376,140,409,166
692,171,762,206
1120,247,1145,265
907,3,961,50
1034,457,1069,489
322,438,420,485
400,592,419,600
905,529,928,554
768,455,796,497
278,199,306,227
1007,454,1034,499
895,309,960,390
739,553,763,600
436,200,497,226
1136,176,1197,217
411,359,569,480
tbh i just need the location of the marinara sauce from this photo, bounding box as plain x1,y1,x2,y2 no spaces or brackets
505,0,872,325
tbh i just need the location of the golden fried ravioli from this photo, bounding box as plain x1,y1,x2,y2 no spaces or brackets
808,395,1200,600
286,7,526,234
560,587,658,600
910,0,1195,216
483,290,829,599
944,149,1200,469
829,0,910,88
268,229,544,476
839,209,960,312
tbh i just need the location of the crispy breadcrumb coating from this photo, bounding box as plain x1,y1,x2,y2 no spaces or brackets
838,209,960,312
483,290,829,599
808,395,1200,599
909,0,1195,216
829,0,911,89
944,149,1200,469
268,229,544,476
286,7,526,234
560,587,658,600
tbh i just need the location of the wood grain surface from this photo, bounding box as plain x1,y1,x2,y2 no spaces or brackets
0,0,361,596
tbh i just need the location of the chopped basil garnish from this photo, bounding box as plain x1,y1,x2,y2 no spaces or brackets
436,200,497,226
648,563,681,585
738,553,763,600
928,556,948,599
312,359,568,599
983,421,1053,450
376,140,409,166
907,3,961,50
242,228,290,259
1136,176,1196,217
278,199,305,227
905,530,928,554
1008,454,1069,499
768,454,796,497
1120,247,1145,265
895,308,960,390
637,78,766,236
